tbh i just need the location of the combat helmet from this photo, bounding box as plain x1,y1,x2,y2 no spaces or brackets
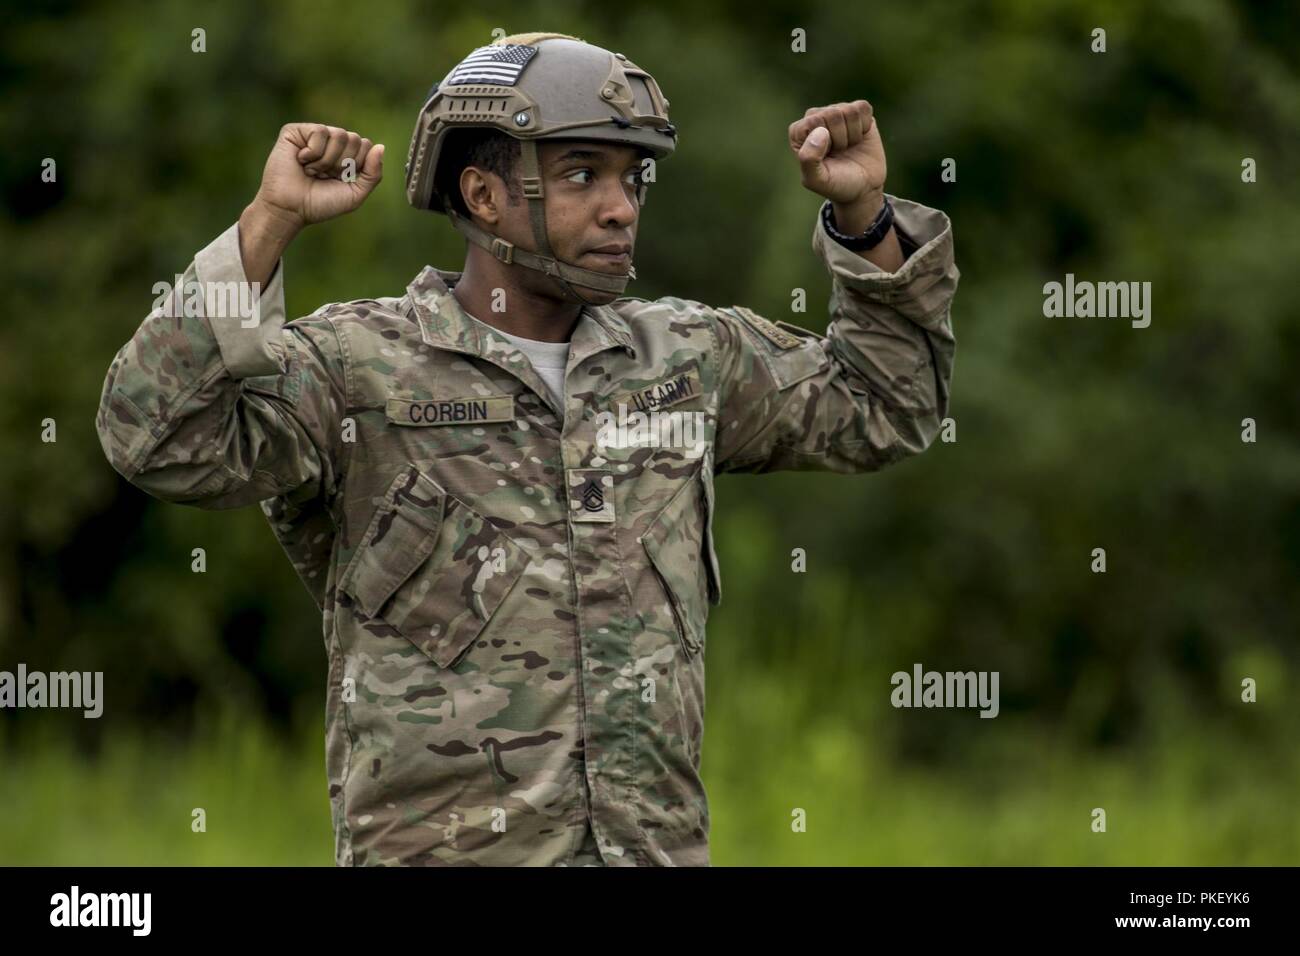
404,32,677,303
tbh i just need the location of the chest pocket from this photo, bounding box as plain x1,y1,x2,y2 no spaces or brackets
640,460,719,658
338,465,526,668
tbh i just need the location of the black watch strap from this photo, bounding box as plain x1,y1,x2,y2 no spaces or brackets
821,195,894,251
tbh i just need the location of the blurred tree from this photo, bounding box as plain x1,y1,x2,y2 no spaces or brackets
0,0,1296,766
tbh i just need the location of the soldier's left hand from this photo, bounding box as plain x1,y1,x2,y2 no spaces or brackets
789,100,886,205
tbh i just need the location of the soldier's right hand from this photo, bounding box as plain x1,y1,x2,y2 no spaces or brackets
253,123,385,229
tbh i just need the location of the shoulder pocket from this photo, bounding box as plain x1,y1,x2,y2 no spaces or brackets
729,306,829,390
338,465,525,668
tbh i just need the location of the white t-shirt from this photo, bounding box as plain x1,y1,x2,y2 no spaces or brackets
464,311,570,409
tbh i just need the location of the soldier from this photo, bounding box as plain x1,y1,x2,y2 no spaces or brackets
95,32,958,866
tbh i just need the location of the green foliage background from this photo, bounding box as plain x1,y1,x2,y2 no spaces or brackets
2,0,1297,864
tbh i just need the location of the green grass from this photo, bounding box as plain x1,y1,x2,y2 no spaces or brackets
0,710,333,866
705,673,1300,865
2,681,1295,865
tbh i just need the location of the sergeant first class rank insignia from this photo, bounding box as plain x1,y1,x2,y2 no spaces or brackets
386,396,515,425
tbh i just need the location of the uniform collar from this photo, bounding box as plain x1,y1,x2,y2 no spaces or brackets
403,265,636,358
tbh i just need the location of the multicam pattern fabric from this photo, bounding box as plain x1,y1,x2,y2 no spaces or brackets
96,195,958,865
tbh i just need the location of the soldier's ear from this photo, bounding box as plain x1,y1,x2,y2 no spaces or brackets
460,167,499,223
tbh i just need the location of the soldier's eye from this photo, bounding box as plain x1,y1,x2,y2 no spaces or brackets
565,169,595,184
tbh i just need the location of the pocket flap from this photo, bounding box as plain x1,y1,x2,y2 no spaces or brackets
641,480,695,562
412,500,525,668
341,468,445,618
340,466,527,670
641,465,709,655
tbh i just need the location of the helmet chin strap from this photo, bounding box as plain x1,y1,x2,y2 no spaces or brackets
447,139,635,307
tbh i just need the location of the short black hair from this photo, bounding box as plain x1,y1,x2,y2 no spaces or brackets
434,128,522,218
434,130,656,218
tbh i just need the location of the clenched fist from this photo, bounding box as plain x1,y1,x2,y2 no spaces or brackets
255,123,385,228
238,124,385,285
789,100,903,271
788,101,884,205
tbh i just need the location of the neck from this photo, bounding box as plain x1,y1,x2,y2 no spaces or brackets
452,246,583,343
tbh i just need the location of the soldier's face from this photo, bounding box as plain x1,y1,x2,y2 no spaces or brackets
502,140,644,303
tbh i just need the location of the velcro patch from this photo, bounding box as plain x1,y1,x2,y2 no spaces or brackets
732,305,803,350
386,396,515,426
567,468,615,523
619,368,701,413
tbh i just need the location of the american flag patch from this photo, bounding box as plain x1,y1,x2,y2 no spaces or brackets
446,44,538,87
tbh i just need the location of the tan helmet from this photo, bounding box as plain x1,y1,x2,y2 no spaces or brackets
404,32,677,303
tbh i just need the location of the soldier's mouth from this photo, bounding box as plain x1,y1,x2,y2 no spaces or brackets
584,251,631,268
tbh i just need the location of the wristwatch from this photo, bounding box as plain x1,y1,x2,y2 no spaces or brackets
821,195,894,251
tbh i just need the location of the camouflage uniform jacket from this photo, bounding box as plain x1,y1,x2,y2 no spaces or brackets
95,195,958,865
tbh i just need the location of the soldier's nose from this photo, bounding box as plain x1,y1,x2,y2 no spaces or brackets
598,190,638,227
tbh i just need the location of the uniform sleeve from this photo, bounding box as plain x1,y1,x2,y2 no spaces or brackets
712,194,958,474
95,221,348,511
